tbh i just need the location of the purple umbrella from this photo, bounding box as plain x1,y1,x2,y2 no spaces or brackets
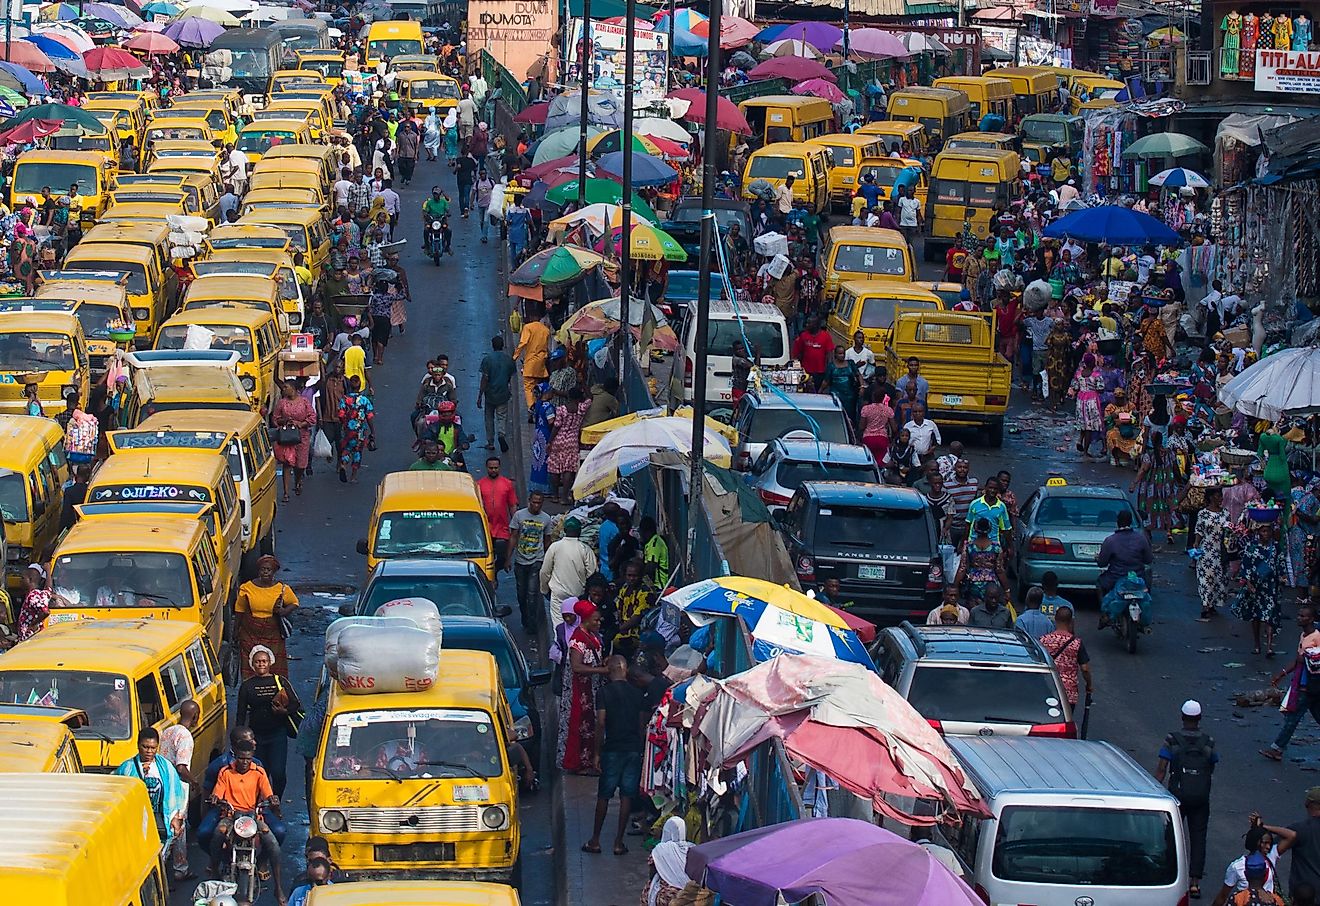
840,27,911,59
771,21,842,51
162,16,225,46
689,819,982,906
747,55,836,83
84,2,144,26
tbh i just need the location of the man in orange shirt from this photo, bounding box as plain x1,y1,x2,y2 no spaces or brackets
514,306,551,410
208,740,286,903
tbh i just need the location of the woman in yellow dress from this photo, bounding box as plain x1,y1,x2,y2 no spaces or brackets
235,555,299,679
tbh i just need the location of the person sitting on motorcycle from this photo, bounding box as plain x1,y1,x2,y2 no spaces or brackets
433,400,466,458
412,357,457,431
422,187,453,256
199,725,287,847
1100,569,1153,632
409,440,455,471
208,739,285,905
1097,509,1153,625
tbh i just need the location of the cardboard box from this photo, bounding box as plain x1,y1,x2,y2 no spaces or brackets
277,348,321,380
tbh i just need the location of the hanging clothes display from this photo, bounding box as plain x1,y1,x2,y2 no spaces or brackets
1240,13,1259,78
1221,11,1242,76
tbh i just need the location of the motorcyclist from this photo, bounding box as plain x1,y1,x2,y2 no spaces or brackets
422,187,452,255
207,740,285,904
1097,509,1154,617
1101,569,1153,632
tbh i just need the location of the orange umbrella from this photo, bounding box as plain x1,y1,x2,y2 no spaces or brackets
0,40,57,73
125,31,180,55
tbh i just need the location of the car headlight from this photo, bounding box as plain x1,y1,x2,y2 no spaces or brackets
512,715,533,741
481,805,507,830
240,375,256,392
320,809,346,832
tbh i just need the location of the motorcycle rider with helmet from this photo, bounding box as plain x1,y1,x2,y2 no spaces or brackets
422,186,453,257
207,739,285,905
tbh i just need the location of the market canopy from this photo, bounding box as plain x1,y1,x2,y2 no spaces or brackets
1148,166,1209,188
668,88,752,134
567,0,658,19
508,244,605,289
763,21,842,51
544,179,658,220
595,150,677,186
574,416,731,499
748,55,836,83
2,100,105,132
840,27,910,58
1219,347,1320,419
1040,204,1180,245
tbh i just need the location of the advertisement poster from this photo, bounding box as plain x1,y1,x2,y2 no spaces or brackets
565,18,668,102
1255,49,1320,94
466,0,556,81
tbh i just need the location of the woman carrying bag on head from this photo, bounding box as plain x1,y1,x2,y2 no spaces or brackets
236,555,299,679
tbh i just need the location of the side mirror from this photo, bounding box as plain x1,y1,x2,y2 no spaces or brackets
529,668,552,686
495,604,513,618
338,602,356,618
355,538,368,555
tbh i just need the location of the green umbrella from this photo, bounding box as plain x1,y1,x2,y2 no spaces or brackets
0,87,28,109
509,245,608,288
1121,132,1209,159
3,101,105,133
545,179,658,221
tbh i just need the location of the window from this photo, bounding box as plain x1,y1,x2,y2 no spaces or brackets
859,296,938,329
373,510,490,558
0,669,132,739
746,408,851,445
907,666,1062,725
0,470,29,521
747,156,805,180
0,331,78,370
139,869,167,906
811,504,933,555
824,146,854,167
160,655,191,710
831,244,908,277
919,322,974,345
236,437,255,482
992,806,1177,886
706,319,786,359
136,675,165,727
48,443,67,474
29,472,46,517
185,640,209,690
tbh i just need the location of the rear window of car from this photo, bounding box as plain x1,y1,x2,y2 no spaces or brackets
707,318,784,359
810,503,931,555
777,460,878,492
1034,496,1131,528
993,805,1177,887
747,408,851,445
906,665,1062,725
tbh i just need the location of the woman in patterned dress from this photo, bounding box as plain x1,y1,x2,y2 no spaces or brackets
558,599,607,774
529,383,555,495
335,374,374,484
1288,476,1320,587
1069,354,1105,457
549,386,589,505
1131,430,1179,545
1233,521,1285,656
955,518,1010,603
1195,486,1231,620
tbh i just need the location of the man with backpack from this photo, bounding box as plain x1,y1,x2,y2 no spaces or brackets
1156,700,1218,900
1232,854,1282,905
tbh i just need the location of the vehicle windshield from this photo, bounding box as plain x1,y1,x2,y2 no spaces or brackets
68,259,147,295
669,207,740,231
832,244,908,277
993,806,1177,886
747,156,805,180
858,295,938,329
52,133,112,152
157,324,256,363
228,47,275,79
1022,118,1068,144
362,575,489,617
0,670,132,740
1034,495,1130,528
822,145,854,167
0,331,76,371
209,236,288,250
446,636,519,688
237,130,297,154
776,459,877,491
13,163,96,195
747,408,851,445
76,302,129,339
0,470,29,521
321,708,502,780
668,272,729,300
811,503,931,554
373,510,490,558
368,38,424,58
409,79,459,100
50,550,193,609
707,319,784,358
148,126,208,141
907,666,1061,724
301,59,343,78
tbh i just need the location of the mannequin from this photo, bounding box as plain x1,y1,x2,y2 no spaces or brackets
1221,10,1243,75
1260,12,1276,54
1241,12,1260,78
1295,14,1312,49
1274,12,1293,49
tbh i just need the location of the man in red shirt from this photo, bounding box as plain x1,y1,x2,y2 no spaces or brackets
791,315,833,392
945,235,968,283
478,456,519,585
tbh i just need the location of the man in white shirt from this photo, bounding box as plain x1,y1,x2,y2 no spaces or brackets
226,145,249,195
333,167,354,210
896,185,923,245
903,402,942,458
539,517,597,628
1137,247,1157,285
774,175,796,226
845,330,875,383
1198,278,1224,336
378,178,401,226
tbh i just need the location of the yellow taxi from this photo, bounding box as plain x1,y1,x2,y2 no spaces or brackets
0,415,68,590
308,881,521,904
296,49,347,85
393,71,462,115
358,471,495,581
807,133,887,210
0,715,83,773
819,226,915,302
0,307,88,417
235,118,314,166
62,241,171,343
827,279,945,352
9,150,113,223
239,206,332,286
14,290,132,379
156,303,284,414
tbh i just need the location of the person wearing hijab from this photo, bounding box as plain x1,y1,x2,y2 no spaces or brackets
645,817,694,905
557,598,608,774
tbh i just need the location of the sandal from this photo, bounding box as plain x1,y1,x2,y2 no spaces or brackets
1261,747,1283,761
295,483,303,497
613,843,629,856
1189,883,1201,899
281,493,290,503
581,842,601,854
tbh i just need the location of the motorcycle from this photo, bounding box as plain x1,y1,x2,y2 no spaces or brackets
214,800,276,905
424,217,450,265
1101,571,1151,654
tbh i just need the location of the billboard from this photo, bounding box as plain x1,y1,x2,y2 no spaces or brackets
1255,49,1320,94
565,18,668,103
466,0,556,81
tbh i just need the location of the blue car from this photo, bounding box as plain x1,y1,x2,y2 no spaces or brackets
440,616,552,770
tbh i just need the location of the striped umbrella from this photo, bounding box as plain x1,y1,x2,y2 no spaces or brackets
1148,167,1209,188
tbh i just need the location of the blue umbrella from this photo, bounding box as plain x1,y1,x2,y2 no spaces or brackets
596,150,677,187
0,62,48,95
1147,167,1209,189
1041,204,1181,246
143,0,180,15
671,26,707,57
755,23,788,42
21,35,80,61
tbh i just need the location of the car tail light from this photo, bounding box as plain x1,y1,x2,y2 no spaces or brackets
795,555,816,583
659,303,672,318
1176,895,1189,906
683,356,693,389
1028,535,1066,555
1028,721,1077,738
926,719,944,734
986,395,1007,406
759,489,792,507
926,558,944,589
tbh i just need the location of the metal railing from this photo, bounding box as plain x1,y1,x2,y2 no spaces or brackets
479,49,529,116
1185,50,1212,86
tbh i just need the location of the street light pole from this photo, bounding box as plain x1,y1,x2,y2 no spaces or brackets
618,0,635,377
577,0,591,207
684,0,720,570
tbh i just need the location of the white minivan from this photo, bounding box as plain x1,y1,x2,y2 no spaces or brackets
944,736,1188,906
671,299,792,409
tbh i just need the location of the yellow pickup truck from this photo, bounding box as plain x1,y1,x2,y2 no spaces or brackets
886,307,1012,446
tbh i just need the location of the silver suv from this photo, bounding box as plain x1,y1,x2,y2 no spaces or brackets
872,623,1076,738
730,391,855,472
745,438,881,513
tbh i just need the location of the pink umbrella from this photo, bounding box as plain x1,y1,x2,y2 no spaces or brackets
793,78,845,103
513,101,549,125
840,27,911,59
0,118,63,143
0,40,56,72
716,15,759,49
747,56,836,83
83,46,151,79
125,30,180,54
668,88,752,133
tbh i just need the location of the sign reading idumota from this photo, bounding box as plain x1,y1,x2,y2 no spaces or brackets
466,0,556,80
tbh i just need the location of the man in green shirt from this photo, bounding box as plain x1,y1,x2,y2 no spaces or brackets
422,187,451,220
640,516,669,586
408,440,453,471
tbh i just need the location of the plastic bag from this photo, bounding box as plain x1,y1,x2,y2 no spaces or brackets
488,182,506,220
324,616,414,675
312,429,332,462
334,623,439,694
375,597,442,644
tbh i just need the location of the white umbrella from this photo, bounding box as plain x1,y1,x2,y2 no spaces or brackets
30,22,95,52
1219,347,1320,419
901,31,949,53
1148,167,1210,188
762,38,820,59
633,116,691,144
573,416,731,500
213,0,258,11
245,4,289,18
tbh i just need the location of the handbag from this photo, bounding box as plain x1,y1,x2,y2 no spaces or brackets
274,425,301,446
274,674,305,739
275,585,293,639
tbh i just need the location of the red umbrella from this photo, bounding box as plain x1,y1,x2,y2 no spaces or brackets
668,88,752,134
513,101,549,125
0,41,56,73
0,119,62,144
748,56,837,82
824,605,877,644
125,31,180,55
517,153,586,187
647,135,689,159
82,46,151,79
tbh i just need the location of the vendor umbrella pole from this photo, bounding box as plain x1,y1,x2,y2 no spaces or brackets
684,0,721,571
617,0,635,378
577,0,592,208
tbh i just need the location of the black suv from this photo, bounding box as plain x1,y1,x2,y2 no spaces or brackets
777,482,942,622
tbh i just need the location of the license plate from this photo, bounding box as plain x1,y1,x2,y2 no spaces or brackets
858,565,887,580
943,394,964,406
1074,543,1100,558
452,783,490,802
374,842,455,863
46,613,82,624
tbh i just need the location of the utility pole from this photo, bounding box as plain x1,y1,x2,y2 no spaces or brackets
684,0,719,570
576,0,591,207
617,0,634,377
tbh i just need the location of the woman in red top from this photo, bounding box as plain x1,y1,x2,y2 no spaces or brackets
858,384,896,463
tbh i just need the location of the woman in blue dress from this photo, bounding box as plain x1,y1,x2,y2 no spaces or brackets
529,382,555,494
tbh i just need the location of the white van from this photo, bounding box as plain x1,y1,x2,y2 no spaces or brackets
671,299,792,409
943,737,1187,906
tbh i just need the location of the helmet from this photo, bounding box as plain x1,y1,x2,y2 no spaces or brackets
210,898,240,906
437,401,457,414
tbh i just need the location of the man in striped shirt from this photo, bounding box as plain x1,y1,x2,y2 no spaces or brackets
943,459,980,547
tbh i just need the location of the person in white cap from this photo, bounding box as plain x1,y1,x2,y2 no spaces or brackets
1156,699,1218,899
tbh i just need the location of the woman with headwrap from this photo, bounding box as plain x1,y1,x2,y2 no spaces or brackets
557,598,608,774
237,644,300,798
235,554,299,679
644,817,694,906
423,109,442,161
1068,353,1104,457
114,726,187,848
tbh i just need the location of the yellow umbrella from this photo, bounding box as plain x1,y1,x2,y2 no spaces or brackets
707,577,853,628
616,222,670,261
548,202,650,235
1147,25,1184,42
585,130,662,156
177,5,240,24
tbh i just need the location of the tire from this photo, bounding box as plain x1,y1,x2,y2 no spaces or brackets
1123,613,1138,653
987,419,1005,447
432,247,441,266
234,864,256,906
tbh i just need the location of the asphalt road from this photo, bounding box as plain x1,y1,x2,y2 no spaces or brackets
169,152,555,905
